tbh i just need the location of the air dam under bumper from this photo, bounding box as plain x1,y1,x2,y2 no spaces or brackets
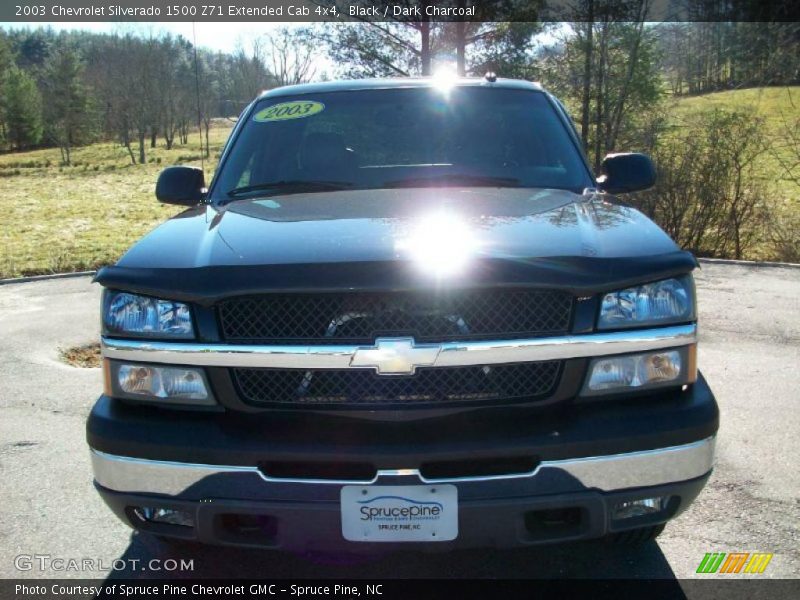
91,437,715,550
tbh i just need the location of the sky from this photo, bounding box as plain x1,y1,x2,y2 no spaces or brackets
6,21,302,54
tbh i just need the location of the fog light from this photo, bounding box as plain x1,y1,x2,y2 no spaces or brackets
135,507,194,527
612,497,666,520
110,362,215,405
583,349,684,395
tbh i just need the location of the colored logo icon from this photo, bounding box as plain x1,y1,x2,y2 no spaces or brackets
697,552,773,574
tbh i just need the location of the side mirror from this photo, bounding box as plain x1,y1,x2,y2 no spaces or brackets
596,153,656,194
155,166,206,206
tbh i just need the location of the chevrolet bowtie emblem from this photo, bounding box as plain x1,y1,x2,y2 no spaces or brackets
350,338,441,375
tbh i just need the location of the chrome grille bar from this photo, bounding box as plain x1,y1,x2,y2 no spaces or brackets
101,324,696,371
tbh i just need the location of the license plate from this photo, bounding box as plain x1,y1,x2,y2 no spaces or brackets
340,484,458,542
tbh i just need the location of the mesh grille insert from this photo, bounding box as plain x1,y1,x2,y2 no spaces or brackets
232,361,562,408
218,290,574,344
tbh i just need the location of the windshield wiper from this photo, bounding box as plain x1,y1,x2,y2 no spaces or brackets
384,174,521,188
225,180,355,200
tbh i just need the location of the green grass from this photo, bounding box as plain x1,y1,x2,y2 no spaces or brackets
670,86,797,124
0,122,233,278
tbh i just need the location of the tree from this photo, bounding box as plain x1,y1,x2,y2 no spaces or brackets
0,32,15,148
10,28,51,70
41,43,94,164
320,3,469,77
539,5,662,169
323,6,541,79
90,34,144,164
195,52,216,159
229,37,275,102
656,22,800,95
265,27,318,86
3,66,43,150
130,34,160,164
323,21,431,78
441,21,542,77
151,34,196,150
438,2,543,77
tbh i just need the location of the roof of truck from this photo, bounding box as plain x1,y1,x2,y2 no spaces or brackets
257,77,544,100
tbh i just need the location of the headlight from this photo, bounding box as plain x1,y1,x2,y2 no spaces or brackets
581,347,696,396
103,291,194,339
598,276,695,329
106,361,215,406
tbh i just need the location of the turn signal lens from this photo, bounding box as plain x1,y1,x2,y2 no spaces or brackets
642,352,681,382
111,362,215,405
583,349,685,395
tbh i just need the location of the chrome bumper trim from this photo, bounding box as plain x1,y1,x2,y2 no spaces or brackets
91,436,715,496
100,324,696,371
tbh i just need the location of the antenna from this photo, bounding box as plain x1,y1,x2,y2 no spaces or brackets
192,21,205,176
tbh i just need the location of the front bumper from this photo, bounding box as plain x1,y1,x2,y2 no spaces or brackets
87,374,718,550
95,472,710,551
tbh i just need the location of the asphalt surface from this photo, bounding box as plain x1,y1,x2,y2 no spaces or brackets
0,262,798,581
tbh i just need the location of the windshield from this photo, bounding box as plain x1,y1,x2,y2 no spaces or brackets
211,86,591,202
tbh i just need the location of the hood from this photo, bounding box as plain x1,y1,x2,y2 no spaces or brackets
98,187,696,303
118,187,680,266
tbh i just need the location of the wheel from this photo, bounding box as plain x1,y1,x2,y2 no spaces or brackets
607,523,665,544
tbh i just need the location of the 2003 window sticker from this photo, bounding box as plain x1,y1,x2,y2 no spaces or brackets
253,101,325,122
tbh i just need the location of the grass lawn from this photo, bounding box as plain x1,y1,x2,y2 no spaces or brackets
0,122,233,278
670,85,798,125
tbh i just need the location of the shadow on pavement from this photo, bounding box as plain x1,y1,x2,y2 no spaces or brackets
106,530,679,580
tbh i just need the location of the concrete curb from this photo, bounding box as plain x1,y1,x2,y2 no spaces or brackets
0,270,96,286
697,257,800,269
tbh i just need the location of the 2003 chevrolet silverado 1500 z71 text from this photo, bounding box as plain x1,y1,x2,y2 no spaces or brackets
88,76,718,552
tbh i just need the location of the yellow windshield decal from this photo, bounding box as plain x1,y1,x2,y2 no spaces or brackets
253,101,325,122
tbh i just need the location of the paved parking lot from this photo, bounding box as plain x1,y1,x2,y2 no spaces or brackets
0,262,798,580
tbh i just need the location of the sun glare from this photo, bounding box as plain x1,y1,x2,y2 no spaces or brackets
396,213,479,278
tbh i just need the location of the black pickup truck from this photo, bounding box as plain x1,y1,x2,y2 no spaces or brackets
88,76,718,552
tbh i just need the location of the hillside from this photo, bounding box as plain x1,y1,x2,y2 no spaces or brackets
669,86,799,202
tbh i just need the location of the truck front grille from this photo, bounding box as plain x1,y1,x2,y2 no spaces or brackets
218,289,574,344
231,361,562,408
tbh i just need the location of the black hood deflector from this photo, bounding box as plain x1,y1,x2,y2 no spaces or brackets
95,251,698,306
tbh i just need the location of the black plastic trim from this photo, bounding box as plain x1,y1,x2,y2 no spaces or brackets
213,359,581,414
86,373,718,467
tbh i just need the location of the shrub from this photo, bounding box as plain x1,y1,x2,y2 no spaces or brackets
632,109,772,260
766,209,800,263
